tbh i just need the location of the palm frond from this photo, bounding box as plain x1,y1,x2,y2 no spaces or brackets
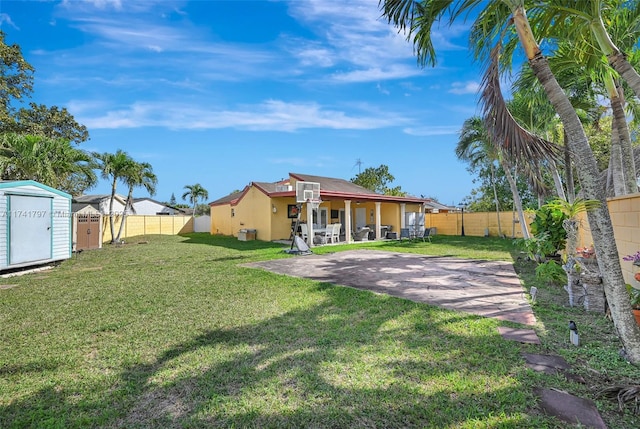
597,384,640,414
481,43,562,164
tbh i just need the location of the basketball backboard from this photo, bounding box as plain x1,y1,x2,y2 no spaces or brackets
295,181,320,203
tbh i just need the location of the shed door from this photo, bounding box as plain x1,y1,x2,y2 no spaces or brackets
76,214,101,250
9,195,52,265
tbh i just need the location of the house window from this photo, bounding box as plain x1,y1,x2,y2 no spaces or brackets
231,208,235,217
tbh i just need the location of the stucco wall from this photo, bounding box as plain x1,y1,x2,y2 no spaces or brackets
211,204,233,235
576,193,640,286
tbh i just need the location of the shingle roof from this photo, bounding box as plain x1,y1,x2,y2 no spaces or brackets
209,190,245,206
289,173,377,195
210,172,443,206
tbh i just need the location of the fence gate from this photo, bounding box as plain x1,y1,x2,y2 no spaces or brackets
76,213,101,250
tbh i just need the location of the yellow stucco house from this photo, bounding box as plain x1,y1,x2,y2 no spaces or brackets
210,173,449,245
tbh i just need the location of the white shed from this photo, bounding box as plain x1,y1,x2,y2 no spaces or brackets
0,180,72,271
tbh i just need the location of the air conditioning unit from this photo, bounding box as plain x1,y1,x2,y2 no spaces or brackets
275,185,292,192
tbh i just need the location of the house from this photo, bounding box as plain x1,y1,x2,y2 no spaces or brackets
132,198,188,215
210,172,448,245
73,194,128,215
0,180,72,271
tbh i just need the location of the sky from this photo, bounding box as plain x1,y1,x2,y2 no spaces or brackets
0,0,485,206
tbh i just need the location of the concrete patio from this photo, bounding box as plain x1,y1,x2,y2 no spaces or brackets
245,249,536,325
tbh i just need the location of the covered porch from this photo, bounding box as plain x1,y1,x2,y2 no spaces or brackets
289,196,427,247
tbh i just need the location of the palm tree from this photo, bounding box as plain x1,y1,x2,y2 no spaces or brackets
541,0,640,102
528,3,640,195
380,0,640,363
456,117,509,238
93,150,135,243
115,161,157,242
0,133,96,195
182,183,209,217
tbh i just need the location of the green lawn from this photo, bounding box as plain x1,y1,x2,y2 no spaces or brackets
0,234,637,428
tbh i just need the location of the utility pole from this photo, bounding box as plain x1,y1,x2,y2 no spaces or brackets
354,158,363,174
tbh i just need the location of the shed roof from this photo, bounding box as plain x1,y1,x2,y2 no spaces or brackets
0,180,71,199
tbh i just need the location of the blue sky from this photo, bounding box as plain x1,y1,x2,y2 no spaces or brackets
0,0,484,205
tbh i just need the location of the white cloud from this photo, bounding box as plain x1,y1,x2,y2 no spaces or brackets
376,83,390,95
449,81,480,95
0,13,18,29
79,99,410,132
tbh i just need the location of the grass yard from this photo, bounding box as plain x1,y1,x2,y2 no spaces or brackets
0,234,638,428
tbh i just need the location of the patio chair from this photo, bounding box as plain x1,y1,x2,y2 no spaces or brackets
419,227,432,243
299,224,309,243
330,223,341,243
353,227,370,241
320,224,332,244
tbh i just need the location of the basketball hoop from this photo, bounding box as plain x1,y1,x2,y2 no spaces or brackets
307,199,320,211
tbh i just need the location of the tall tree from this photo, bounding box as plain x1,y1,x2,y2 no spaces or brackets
93,150,135,243
13,103,89,144
380,0,640,363
182,184,209,217
115,161,157,242
0,30,34,131
351,164,406,195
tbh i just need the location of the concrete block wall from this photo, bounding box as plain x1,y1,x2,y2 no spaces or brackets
102,215,193,242
428,211,534,238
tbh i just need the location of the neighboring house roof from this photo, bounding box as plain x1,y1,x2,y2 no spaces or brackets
209,190,246,206
71,203,99,213
210,172,446,207
424,200,456,211
74,194,127,205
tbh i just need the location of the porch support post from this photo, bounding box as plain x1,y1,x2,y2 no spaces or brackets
400,203,406,229
306,201,314,247
344,200,352,244
375,201,382,240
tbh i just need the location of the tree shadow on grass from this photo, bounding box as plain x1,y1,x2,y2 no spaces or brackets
179,233,286,251
1,282,549,428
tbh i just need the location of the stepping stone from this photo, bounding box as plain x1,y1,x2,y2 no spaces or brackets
497,326,541,344
523,353,570,375
536,388,607,429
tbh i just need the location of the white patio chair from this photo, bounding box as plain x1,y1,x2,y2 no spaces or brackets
330,223,341,243
300,224,309,243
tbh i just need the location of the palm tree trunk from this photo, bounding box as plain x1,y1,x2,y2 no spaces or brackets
109,179,117,244
610,136,626,197
490,164,504,238
609,53,640,99
563,135,575,203
500,158,529,239
550,159,566,201
614,84,638,194
512,4,640,363
587,10,640,97
116,188,132,242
